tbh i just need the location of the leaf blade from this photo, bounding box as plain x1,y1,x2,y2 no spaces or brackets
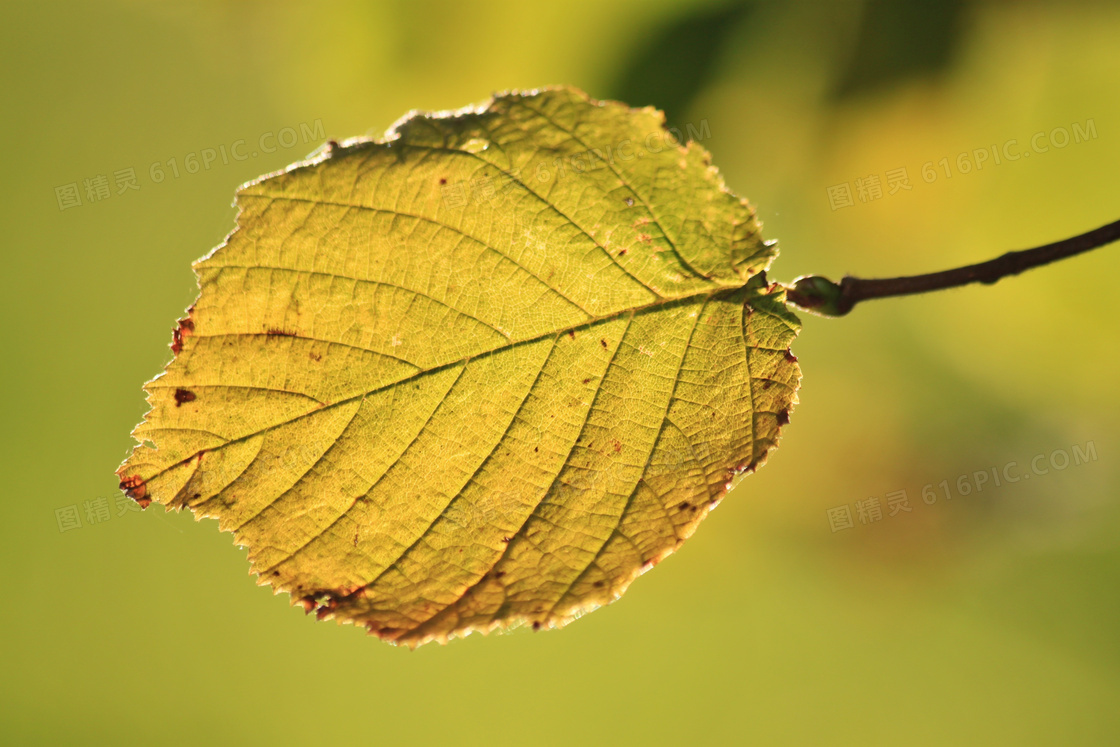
118,86,801,646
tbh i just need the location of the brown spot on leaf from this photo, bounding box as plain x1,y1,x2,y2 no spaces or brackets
784,348,798,363
777,409,790,426
368,625,403,640
439,177,447,185
309,352,322,362
618,249,627,256
119,475,150,508
171,317,195,355
567,330,576,339
637,233,651,243
612,440,622,454
532,621,541,631
727,461,757,479
266,328,296,337
174,388,196,407
600,338,608,348
581,378,591,385
762,380,773,390
623,197,635,207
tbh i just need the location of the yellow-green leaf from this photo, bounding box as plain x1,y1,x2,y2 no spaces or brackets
118,86,802,647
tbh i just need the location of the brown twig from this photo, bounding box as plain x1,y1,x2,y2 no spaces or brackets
786,217,1120,316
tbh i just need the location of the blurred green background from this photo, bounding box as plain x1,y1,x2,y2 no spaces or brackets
2,0,1118,744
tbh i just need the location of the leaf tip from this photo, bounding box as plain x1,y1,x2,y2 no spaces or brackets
117,473,151,509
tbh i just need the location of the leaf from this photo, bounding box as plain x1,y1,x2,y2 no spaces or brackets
117,86,802,647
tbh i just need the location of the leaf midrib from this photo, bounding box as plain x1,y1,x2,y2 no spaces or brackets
134,281,760,488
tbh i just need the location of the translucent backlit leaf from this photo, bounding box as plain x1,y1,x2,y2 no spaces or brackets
118,86,801,646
